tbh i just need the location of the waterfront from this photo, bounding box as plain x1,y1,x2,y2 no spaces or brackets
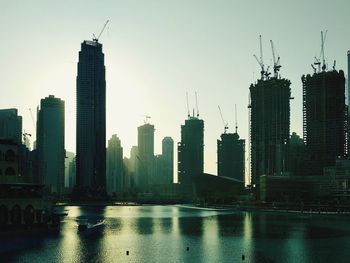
2,205,350,262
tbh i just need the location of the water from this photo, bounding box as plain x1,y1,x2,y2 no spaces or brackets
2,205,350,262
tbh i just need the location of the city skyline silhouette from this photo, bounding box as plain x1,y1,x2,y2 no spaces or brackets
1,0,350,183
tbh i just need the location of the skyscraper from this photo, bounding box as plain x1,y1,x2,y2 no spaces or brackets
136,123,154,191
249,77,291,185
347,50,350,106
302,69,346,175
76,40,106,195
37,95,65,195
0,109,22,144
107,134,124,195
217,132,245,182
178,114,204,192
162,137,174,184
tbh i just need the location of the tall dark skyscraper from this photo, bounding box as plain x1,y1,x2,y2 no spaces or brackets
37,95,65,195
302,69,346,175
217,131,245,183
178,114,204,192
136,123,155,190
76,40,106,194
249,77,291,185
162,137,174,184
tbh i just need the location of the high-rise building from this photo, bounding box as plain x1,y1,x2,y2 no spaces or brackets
0,109,22,144
136,123,154,190
68,157,76,189
178,114,204,192
347,51,350,106
217,132,245,182
107,134,124,195
65,151,75,188
37,95,65,195
162,137,174,184
76,40,106,195
302,69,346,175
249,77,291,185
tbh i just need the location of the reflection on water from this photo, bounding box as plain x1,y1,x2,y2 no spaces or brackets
2,206,350,262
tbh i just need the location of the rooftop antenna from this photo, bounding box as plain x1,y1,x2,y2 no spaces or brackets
195,92,199,117
235,104,238,134
253,35,265,80
93,20,110,42
186,92,190,118
218,106,228,134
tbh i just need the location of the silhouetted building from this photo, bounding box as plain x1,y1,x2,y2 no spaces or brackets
286,132,305,176
302,70,346,175
0,139,21,183
36,95,65,195
68,157,76,189
162,137,174,184
76,40,106,196
65,151,74,188
107,134,123,196
136,123,154,191
217,132,245,183
249,77,291,185
178,114,204,193
154,154,164,184
0,109,22,144
128,146,138,187
348,51,350,106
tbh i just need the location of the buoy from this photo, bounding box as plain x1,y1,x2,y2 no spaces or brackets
126,251,129,255
242,254,245,260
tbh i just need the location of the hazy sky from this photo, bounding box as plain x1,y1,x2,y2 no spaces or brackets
1,0,350,182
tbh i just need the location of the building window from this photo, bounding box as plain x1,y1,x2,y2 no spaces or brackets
5,167,15,176
24,205,35,225
11,205,21,225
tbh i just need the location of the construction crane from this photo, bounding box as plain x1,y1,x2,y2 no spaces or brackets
28,108,35,128
93,20,109,42
235,104,238,134
270,40,281,78
321,30,328,71
186,92,190,118
218,106,228,134
313,30,327,73
23,131,31,148
142,115,151,124
195,92,199,117
253,35,266,80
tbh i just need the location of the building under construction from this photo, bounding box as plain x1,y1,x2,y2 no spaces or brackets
302,70,346,175
249,77,291,185
178,114,204,194
217,132,245,183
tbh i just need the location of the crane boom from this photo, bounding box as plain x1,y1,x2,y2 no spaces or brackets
218,106,228,133
93,20,109,42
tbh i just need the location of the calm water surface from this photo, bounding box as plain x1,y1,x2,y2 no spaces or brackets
2,205,350,262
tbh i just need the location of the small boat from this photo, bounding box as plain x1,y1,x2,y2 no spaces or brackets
78,220,105,235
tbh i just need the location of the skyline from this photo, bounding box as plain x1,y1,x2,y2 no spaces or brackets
1,0,350,181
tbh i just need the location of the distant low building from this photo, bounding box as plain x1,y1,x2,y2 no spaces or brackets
192,173,244,202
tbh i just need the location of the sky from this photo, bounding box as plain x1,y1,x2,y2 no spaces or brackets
1,0,350,183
